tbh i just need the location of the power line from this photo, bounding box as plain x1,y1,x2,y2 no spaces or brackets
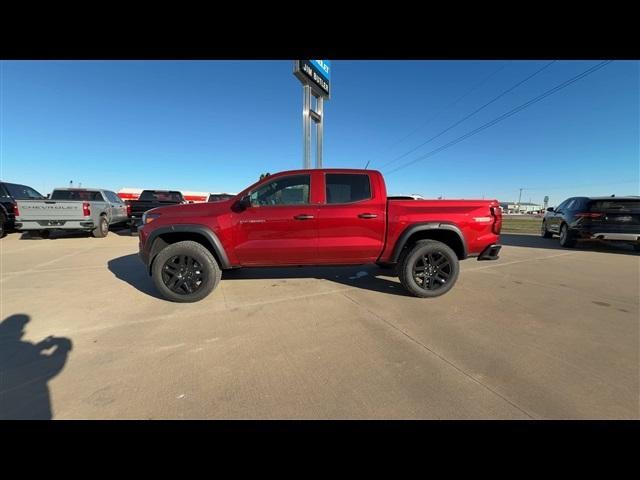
376,61,511,156
379,60,556,170
413,180,638,202
386,60,613,176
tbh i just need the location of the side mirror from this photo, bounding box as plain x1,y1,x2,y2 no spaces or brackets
547,207,554,212
233,195,252,211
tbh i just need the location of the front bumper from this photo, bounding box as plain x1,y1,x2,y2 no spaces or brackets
478,244,501,261
138,226,150,267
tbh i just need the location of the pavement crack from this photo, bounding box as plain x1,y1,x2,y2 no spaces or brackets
341,292,536,419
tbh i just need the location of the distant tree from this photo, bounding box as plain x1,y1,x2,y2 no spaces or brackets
259,173,271,180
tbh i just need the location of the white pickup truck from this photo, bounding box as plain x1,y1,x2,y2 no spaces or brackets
15,188,130,238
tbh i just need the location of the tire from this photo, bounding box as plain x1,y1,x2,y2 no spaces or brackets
540,220,553,238
558,223,576,248
398,239,460,298
151,240,221,303
633,243,640,253
0,213,5,238
92,216,109,238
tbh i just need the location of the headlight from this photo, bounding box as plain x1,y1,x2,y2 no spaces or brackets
142,212,161,224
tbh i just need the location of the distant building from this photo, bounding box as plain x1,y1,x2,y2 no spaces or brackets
499,201,543,214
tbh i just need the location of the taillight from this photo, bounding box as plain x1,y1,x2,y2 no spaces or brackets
575,212,603,219
13,201,20,217
82,202,91,216
490,206,502,234
126,203,132,217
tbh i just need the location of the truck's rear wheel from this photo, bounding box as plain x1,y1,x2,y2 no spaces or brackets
151,240,221,303
0,213,5,238
398,240,459,298
92,216,109,238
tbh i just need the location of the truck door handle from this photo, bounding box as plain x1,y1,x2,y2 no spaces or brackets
358,213,377,219
294,214,314,220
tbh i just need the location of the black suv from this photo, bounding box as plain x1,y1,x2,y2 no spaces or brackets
0,181,46,237
541,196,640,250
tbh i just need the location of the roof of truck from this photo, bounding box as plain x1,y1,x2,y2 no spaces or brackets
52,187,106,192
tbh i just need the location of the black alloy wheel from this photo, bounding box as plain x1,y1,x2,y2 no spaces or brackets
398,239,460,298
151,240,221,302
161,254,205,295
412,252,452,291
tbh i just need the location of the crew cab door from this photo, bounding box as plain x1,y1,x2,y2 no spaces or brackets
316,172,386,263
105,191,127,223
233,173,318,266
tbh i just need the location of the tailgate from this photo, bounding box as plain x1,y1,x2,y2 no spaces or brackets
16,200,85,220
588,199,640,232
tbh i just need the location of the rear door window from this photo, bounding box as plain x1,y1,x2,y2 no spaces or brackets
105,191,123,204
325,174,371,204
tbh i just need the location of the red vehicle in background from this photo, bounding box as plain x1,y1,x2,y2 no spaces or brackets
137,169,502,302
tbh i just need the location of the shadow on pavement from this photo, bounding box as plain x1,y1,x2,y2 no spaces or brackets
18,223,134,240
0,314,73,420
222,264,411,297
107,254,163,299
108,254,410,299
501,233,639,256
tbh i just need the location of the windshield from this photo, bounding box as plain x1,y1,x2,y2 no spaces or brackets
51,190,104,201
4,183,45,200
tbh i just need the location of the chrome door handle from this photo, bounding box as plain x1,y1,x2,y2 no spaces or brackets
294,214,315,220
358,213,377,219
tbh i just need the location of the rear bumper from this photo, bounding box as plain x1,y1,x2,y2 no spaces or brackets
14,219,94,230
478,244,501,261
587,232,640,242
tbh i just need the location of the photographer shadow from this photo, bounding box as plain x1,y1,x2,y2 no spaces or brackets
0,314,73,420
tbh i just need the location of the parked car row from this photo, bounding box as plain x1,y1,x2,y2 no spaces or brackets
0,181,234,238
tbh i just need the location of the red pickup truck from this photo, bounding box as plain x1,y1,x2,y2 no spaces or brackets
138,169,502,302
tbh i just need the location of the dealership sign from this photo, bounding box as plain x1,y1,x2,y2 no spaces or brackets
294,60,331,97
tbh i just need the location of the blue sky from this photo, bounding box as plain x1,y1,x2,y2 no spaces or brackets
1,60,638,205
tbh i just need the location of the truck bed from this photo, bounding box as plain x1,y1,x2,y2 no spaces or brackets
382,198,501,259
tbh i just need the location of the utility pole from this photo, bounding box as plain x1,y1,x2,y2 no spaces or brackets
517,188,523,213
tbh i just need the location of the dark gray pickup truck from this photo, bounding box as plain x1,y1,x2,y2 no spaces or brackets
127,190,185,230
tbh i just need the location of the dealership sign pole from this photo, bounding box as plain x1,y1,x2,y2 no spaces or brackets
293,60,330,168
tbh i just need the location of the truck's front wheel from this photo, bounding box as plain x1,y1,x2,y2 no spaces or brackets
151,240,221,303
398,240,460,298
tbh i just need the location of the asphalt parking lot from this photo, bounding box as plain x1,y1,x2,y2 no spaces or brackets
1,229,638,419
